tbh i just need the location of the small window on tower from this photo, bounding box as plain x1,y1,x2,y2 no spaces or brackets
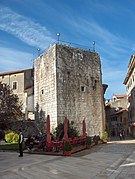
81,86,85,92
41,89,44,94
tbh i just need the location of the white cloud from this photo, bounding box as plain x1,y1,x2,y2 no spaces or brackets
70,17,131,51
0,47,33,71
0,4,131,99
0,6,55,49
102,68,124,82
102,60,127,98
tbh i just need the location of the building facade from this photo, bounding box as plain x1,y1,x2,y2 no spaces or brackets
124,55,135,136
124,55,135,98
34,44,105,136
0,68,34,120
105,94,128,136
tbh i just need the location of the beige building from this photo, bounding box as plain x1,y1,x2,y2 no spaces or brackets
111,94,128,109
124,55,135,98
0,68,34,120
34,44,105,136
124,55,135,136
105,94,128,136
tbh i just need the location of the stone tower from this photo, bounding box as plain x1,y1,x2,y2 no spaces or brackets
34,44,105,136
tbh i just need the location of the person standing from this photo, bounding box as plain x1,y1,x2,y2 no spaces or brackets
18,129,24,157
119,131,122,140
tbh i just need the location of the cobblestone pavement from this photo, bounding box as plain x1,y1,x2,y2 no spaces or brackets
0,137,135,179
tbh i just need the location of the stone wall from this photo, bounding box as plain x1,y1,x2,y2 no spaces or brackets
34,44,105,136
34,45,57,131
56,44,104,136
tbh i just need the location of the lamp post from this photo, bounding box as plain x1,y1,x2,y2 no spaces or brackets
93,41,95,52
37,48,40,56
56,32,60,44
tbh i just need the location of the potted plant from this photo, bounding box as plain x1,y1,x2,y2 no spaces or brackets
63,140,72,156
101,130,108,144
86,136,91,149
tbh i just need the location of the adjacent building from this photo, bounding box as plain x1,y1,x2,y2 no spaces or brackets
124,54,135,136
105,94,128,136
0,68,34,120
34,44,106,136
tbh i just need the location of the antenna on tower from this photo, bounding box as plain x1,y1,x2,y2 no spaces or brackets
92,41,95,52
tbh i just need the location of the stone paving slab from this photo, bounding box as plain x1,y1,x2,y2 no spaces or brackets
0,139,135,178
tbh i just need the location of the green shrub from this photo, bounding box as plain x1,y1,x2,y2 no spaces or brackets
0,143,19,151
55,121,78,140
64,141,72,151
86,136,91,145
93,135,100,145
12,133,19,143
101,130,108,141
5,130,19,143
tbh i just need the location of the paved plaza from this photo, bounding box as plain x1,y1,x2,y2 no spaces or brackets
0,137,135,179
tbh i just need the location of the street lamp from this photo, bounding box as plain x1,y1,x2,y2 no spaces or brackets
92,41,95,52
37,48,40,56
56,32,60,44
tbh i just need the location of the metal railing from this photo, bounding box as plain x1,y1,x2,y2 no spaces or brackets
36,40,95,57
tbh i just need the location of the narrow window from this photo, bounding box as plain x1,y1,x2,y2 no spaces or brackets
81,86,85,92
12,82,17,90
41,89,44,94
67,71,70,80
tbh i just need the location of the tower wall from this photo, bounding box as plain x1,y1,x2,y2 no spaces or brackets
34,45,57,131
34,44,105,135
56,44,104,136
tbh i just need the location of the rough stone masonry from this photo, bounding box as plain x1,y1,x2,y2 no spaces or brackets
34,44,105,136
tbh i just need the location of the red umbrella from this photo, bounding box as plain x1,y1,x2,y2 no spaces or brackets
82,118,86,138
63,117,68,140
46,115,51,144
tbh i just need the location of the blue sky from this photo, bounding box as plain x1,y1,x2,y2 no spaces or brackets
0,0,135,99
